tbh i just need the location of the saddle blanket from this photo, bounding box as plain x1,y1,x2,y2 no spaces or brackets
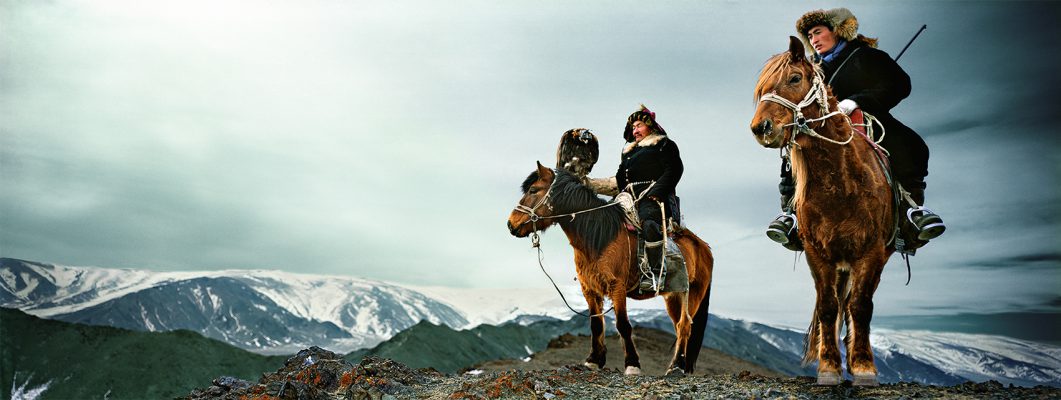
634,236,689,294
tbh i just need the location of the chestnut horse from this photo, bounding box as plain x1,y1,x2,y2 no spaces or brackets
507,162,714,375
749,37,895,386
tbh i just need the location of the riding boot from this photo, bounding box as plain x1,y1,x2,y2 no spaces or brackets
766,163,803,251
639,240,664,292
905,184,946,241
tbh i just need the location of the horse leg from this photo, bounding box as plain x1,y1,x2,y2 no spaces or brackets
805,252,843,385
608,293,641,375
582,293,607,370
663,291,693,375
846,252,886,386
684,282,711,373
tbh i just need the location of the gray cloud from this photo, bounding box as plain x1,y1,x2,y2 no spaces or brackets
1,0,1059,325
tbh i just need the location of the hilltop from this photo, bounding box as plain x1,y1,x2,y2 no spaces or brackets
186,347,1061,400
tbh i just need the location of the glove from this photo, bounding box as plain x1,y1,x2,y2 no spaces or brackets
838,99,858,115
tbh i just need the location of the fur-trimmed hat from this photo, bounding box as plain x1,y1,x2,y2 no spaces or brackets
623,104,667,142
795,8,878,55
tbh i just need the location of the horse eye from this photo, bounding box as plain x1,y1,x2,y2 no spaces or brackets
789,74,802,85
529,188,539,194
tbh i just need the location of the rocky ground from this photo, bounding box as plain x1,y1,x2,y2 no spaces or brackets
475,329,781,377
187,336,1061,400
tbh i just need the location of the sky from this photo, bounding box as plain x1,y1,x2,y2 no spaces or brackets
2,0,1059,328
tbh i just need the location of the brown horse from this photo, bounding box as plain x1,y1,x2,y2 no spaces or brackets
749,37,895,386
507,162,714,375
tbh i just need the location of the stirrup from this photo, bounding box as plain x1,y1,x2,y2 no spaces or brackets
638,275,657,292
766,212,797,245
907,206,946,241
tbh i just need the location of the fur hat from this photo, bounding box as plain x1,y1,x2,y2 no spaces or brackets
623,104,667,142
795,8,878,55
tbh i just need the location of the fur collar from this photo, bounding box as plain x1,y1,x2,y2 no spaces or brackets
623,133,666,154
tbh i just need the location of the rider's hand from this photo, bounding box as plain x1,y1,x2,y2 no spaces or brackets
838,99,858,115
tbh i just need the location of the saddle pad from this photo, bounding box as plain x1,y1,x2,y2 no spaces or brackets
661,239,690,293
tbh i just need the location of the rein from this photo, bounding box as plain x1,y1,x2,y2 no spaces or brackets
758,66,851,147
513,175,621,227
529,234,613,318
513,170,621,318
761,65,913,284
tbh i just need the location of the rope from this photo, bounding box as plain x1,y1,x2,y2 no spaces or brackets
514,170,622,319
758,66,853,146
513,170,622,226
530,228,613,318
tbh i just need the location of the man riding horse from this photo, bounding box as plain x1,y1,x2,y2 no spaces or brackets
616,105,684,291
766,8,946,251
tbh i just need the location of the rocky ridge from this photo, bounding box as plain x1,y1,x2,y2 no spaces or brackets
187,347,1061,400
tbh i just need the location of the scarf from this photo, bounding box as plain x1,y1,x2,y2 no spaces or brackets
821,39,848,63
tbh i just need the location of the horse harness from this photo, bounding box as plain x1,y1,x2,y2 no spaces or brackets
758,66,851,147
758,65,918,284
512,170,623,318
512,171,679,316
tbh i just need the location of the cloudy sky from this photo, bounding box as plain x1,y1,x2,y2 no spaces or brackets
2,0,1058,327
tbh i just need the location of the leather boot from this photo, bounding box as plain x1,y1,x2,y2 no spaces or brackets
905,186,945,241
766,194,803,251
639,241,664,292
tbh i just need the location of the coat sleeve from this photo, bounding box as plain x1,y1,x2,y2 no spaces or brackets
615,157,628,194
646,139,683,200
845,48,911,114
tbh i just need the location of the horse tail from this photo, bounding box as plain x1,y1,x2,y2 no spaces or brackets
802,308,820,366
685,281,711,372
838,269,852,361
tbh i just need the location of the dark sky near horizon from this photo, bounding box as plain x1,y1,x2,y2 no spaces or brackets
2,0,1058,327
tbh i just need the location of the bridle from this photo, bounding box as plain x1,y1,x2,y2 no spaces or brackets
512,170,620,246
757,65,852,147
512,174,557,247
511,169,620,318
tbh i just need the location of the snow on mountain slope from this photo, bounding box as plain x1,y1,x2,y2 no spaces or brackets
405,286,570,326
1,258,467,353
873,329,1061,387
5,258,1059,387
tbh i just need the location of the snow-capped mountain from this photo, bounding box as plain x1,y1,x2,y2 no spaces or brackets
0,258,467,354
3,257,1058,387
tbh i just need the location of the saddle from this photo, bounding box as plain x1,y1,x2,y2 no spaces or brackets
850,110,926,255
615,192,689,294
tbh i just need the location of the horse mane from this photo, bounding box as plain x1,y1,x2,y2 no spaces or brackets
754,52,820,101
522,169,624,258
754,53,792,100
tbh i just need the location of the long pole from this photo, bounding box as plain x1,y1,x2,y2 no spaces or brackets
894,24,927,62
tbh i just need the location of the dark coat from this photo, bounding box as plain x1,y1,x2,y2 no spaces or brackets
615,134,683,220
819,40,929,188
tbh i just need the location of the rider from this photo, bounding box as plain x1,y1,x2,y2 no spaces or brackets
767,8,945,251
616,105,684,291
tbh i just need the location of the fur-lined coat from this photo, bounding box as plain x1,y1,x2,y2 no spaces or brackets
615,133,683,207
820,40,929,183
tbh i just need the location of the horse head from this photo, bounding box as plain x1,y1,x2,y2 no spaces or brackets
507,161,560,238
750,36,828,148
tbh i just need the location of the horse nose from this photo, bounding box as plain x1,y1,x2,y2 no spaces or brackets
752,119,773,136
507,220,517,234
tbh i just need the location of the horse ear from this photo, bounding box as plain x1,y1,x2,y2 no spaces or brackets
535,161,553,180
788,36,806,63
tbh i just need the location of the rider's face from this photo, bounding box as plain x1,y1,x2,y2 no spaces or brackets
807,25,838,55
631,121,652,142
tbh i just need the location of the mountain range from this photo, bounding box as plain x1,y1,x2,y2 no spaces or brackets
0,258,466,354
3,257,1059,391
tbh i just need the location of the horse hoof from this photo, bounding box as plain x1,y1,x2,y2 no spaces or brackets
665,367,685,376
583,362,601,370
853,374,879,387
816,371,841,386
624,366,641,375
